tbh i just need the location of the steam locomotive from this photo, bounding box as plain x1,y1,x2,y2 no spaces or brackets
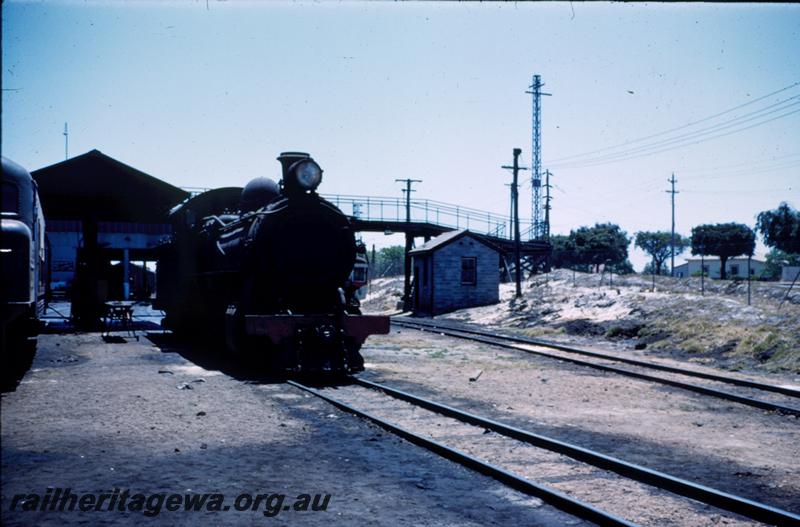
155,152,388,373
1,157,46,357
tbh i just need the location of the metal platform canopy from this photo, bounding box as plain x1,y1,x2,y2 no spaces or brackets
32,149,188,328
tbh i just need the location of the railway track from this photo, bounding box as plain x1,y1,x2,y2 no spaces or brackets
289,377,800,526
391,318,800,417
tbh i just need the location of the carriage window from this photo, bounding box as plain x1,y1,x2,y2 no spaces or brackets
461,257,477,285
2,182,19,212
352,267,367,282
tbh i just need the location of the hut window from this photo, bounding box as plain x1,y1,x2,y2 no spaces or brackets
461,257,477,285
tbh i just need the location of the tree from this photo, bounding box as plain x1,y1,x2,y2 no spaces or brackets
691,223,755,280
756,202,800,255
550,234,579,269
634,231,689,276
373,246,405,277
609,259,635,275
571,223,630,273
643,262,670,276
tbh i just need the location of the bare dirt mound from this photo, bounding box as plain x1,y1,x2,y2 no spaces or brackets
442,269,800,374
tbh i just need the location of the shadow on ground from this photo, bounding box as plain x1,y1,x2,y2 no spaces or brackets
1,338,37,393
144,332,351,387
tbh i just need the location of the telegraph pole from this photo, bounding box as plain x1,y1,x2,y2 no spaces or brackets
63,122,69,160
502,149,526,298
505,183,513,238
544,169,553,240
396,178,422,311
700,250,705,296
667,173,678,276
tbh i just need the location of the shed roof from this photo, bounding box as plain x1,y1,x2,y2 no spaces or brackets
32,149,189,222
409,229,499,256
678,255,766,265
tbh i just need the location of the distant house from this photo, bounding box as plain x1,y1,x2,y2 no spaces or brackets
409,229,500,316
673,257,766,279
782,266,800,283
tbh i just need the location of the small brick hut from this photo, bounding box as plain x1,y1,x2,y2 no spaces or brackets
409,229,500,316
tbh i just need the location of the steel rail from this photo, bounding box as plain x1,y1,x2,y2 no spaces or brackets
392,320,800,417
353,377,800,526
393,318,800,398
287,380,639,527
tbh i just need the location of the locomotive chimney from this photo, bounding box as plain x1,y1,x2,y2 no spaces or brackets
277,152,310,181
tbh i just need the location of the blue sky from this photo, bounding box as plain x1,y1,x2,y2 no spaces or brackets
3,1,799,270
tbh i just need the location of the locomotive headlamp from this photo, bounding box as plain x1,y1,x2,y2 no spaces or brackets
292,160,323,191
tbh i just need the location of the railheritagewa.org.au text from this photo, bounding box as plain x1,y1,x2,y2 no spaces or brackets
9,488,331,517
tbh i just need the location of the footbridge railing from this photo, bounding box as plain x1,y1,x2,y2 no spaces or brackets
322,194,533,240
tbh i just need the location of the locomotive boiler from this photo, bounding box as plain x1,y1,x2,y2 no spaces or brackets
155,152,388,373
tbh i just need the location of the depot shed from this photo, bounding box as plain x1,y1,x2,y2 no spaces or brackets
410,229,500,316
32,149,189,297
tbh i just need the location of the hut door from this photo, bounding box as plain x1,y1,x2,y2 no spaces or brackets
414,265,420,310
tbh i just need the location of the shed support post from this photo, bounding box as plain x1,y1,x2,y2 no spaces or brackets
122,249,130,300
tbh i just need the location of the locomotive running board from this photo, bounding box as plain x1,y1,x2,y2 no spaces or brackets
244,314,390,344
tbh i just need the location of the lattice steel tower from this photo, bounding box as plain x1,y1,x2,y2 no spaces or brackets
526,74,550,240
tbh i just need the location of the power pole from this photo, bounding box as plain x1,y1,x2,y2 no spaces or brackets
395,178,422,311
747,255,752,306
502,149,526,298
505,183,513,239
666,173,678,276
63,122,69,160
544,169,553,240
525,74,551,240
700,250,705,296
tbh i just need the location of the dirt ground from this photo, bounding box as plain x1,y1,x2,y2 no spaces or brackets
1,332,589,527
356,328,800,525
3,324,798,526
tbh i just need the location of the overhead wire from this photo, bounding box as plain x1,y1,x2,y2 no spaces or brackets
550,96,800,168
550,106,800,170
679,159,800,181
677,151,800,175
546,81,800,165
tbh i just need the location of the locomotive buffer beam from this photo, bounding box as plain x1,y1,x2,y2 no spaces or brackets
244,314,390,345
